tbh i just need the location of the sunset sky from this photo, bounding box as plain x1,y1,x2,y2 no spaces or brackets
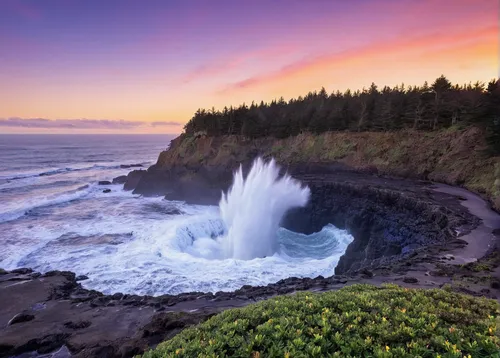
0,0,498,134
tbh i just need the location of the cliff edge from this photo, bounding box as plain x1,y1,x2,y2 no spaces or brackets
134,126,499,210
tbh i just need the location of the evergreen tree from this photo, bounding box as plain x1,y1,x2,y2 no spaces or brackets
180,76,498,154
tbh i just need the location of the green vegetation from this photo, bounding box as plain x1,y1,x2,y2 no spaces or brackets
143,284,499,358
183,76,500,155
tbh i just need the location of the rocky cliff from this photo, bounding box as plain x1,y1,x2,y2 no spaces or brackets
134,126,500,210
118,127,499,275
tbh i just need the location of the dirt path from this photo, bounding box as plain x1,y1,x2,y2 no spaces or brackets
433,184,500,264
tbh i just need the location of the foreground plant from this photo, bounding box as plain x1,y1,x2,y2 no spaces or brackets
142,284,500,358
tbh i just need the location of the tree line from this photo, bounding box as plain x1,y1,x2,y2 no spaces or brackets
183,76,500,153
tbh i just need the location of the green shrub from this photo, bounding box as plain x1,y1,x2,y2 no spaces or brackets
142,284,499,358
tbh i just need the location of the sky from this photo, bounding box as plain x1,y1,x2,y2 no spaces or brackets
0,0,498,134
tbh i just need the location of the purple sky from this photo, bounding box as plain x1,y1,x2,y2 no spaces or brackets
0,0,497,133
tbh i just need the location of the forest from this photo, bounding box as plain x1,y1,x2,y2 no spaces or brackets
183,75,500,153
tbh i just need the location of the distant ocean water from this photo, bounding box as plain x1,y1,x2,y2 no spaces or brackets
0,134,351,296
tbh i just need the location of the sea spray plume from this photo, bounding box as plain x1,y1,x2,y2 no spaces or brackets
219,158,310,260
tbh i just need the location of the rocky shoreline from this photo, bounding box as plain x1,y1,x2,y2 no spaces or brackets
122,162,484,273
2,168,500,357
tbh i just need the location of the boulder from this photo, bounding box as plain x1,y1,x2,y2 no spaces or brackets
8,312,35,325
403,276,419,284
103,189,111,193
98,181,112,185
112,175,127,184
124,170,146,191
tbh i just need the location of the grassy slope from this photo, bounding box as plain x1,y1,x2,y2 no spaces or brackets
143,284,500,357
158,127,500,210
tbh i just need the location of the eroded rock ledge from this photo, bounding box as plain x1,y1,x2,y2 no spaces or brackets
120,162,480,275
0,269,368,357
2,243,500,357
284,174,479,274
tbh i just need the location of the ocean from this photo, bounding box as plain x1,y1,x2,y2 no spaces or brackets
0,134,351,296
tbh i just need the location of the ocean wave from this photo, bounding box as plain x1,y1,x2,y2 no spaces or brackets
0,163,140,181
0,184,97,223
0,180,78,194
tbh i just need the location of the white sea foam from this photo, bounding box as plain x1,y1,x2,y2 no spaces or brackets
219,158,310,260
2,155,353,296
0,184,97,223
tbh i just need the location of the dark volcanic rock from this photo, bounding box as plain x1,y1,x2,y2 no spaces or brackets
124,170,146,191
131,161,478,274
112,175,128,184
8,312,35,325
132,165,234,202
359,268,374,278
75,275,89,281
11,268,33,275
403,276,419,284
102,189,111,193
0,269,230,357
1,256,497,357
98,181,111,185
64,320,91,330
282,177,475,275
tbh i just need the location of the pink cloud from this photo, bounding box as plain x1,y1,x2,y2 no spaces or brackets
217,25,497,94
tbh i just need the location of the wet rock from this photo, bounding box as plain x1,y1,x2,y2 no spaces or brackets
112,175,127,184
196,293,214,300
359,268,374,278
11,268,33,275
403,276,419,284
64,320,91,330
69,288,101,302
43,271,75,280
111,293,124,300
75,275,89,281
118,344,142,357
124,170,146,191
102,189,111,193
98,181,111,185
8,312,35,325
120,164,143,169
90,297,110,308
31,334,70,355
0,273,32,282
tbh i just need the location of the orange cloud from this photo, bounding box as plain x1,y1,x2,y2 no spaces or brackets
218,25,497,95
